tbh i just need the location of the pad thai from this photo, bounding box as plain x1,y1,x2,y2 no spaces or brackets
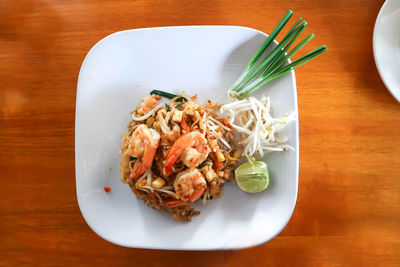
118,10,326,222
120,92,241,221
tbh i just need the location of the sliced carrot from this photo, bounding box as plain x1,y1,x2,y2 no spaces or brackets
190,94,198,101
223,119,232,128
181,117,190,132
223,119,233,133
214,161,224,170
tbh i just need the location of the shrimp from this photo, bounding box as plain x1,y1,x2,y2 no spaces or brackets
128,124,160,180
164,131,210,175
164,169,207,207
137,95,160,115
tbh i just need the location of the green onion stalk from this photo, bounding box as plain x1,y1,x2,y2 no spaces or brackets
229,10,327,99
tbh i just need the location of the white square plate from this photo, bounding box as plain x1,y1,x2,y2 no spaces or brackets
75,26,299,250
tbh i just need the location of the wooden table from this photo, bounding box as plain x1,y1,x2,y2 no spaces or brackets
1,0,399,265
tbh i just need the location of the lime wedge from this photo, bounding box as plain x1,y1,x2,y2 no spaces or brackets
235,161,269,193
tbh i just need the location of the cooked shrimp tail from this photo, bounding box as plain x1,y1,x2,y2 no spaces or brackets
128,125,160,180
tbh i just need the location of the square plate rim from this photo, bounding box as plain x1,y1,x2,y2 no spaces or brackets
75,25,299,250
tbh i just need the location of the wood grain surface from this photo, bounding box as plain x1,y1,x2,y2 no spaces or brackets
1,0,400,266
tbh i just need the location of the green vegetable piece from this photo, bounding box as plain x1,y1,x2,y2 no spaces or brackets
130,156,137,161
150,90,177,99
229,10,327,99
197,161,206,169
149,90,188,102
175,96,187,102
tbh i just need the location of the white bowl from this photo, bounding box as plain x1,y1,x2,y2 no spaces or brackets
75,26,299,250
373,0,400,102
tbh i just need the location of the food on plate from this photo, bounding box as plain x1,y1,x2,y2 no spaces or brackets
119,10,326,221
120,92,239,221
220,96,295,161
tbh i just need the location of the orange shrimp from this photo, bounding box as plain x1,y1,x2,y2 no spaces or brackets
128,124,160,180
137,95,160,115
164,131,210,175
164,169,207,207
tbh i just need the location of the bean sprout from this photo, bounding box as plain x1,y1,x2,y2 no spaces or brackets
220,96,295,160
